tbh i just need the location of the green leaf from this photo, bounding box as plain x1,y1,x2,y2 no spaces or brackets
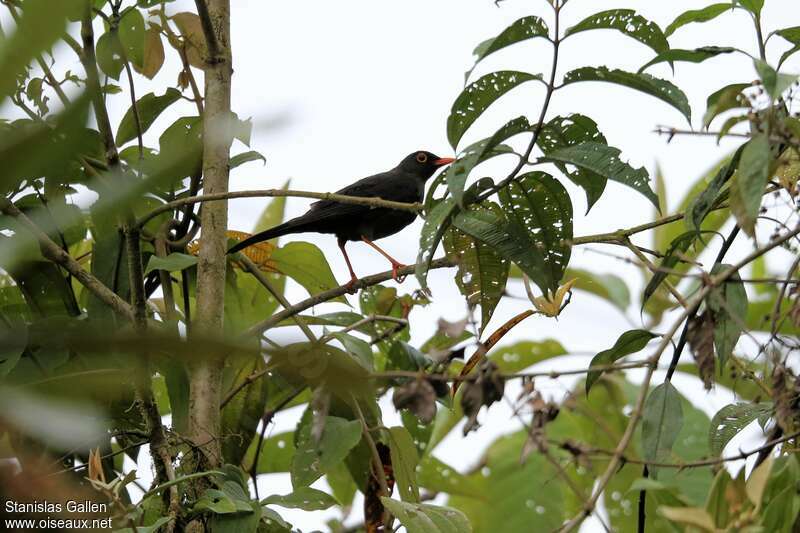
143,252,198,275
754,59,798,100
135,26,165,79
242,431,295,474
115,517,173,533
467,16,548,80
639,47,737,74
261,487,338,511
0,0,79,101
708,402,772,457
730,134,771,236
762,485,799,533
489,339,566,373
685,146,744,231
447,116,530,206
702,83,749,129
447,71,541,149
380,498,472,533
452,205,554,294
270,242,345,302
642,231,698,308
116,88,182,146
253,179,290,235
707,264,748,369
388,426,421,502
499,171,573,294
705,469,732,528
566,9,669,56
444,219,509,333
230,150,266,169
586,330,658,395
665,4,734,37
221,354,269,465
562,267,630,311
542,142,658,208
642,382,684,467
415,198,457,290
537,114,608,211
291,415,362,487
417,456,484,499
562,67,691,122
118,8,145,68
96,31,125,80
158,116,203,180
193,488,251,514
735,0,763,15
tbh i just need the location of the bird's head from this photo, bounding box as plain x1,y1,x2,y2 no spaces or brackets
398,151,455,180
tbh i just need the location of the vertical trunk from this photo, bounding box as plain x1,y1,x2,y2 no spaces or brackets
187,0,232,474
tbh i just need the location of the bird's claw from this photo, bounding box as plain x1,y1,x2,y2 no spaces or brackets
343,277,359,294
391,263,408,283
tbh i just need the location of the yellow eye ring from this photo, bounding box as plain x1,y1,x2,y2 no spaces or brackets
416,152,428,163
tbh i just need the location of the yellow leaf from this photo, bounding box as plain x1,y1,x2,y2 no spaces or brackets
188,230,277,272
171,12,207,68
87,447,106,484
745,455,773,508
658,506,716,531
134,27,165,79
532,278,577,317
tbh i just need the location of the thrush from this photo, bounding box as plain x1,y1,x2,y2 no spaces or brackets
227,151,454,290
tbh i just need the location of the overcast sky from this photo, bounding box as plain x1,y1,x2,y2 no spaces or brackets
4,0,800,530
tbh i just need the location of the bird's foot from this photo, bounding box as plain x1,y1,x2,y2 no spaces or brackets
343,276,359,294
391,262,408,283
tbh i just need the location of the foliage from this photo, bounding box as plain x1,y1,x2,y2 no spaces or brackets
0,1,798,532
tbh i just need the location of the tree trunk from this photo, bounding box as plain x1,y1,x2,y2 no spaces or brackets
186,0,232,508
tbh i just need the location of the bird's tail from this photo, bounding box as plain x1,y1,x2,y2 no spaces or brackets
226,219,309,255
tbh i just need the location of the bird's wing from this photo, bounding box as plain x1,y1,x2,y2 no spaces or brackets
304,170,412,216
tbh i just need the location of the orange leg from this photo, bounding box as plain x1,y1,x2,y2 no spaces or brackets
338,238,359,293
361,237,407,283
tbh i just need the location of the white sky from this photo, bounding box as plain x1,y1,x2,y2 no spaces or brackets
4,0,800,531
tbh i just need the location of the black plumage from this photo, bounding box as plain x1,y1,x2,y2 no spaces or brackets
228,150,453,288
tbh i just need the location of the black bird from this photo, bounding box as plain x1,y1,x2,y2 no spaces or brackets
227,151,454,289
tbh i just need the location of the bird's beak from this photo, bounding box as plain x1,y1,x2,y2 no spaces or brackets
433,157,456,167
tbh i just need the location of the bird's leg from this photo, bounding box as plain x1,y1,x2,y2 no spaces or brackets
338,238,359,294
361,237,407,283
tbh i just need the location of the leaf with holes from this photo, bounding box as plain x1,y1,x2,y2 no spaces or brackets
542,142,658,209
642,382,684,467
566,9,669,56
709,402,773,457
537,114,608,210
708,264,748,370
388,426,421,502
380,498,472,533
447,71,542,149
116,88,182,146
639,47,738,74
562,67,691,122
499,172,572,294
730,134,772,236
467,16,548,80
665,4,734,36
444,219,509,334
586,330,658,395
447,116,531,206
452,206,552,296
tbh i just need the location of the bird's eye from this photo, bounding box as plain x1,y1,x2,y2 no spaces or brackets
416,152,428,163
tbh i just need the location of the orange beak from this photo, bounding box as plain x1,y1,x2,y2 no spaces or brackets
433,157,456,167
